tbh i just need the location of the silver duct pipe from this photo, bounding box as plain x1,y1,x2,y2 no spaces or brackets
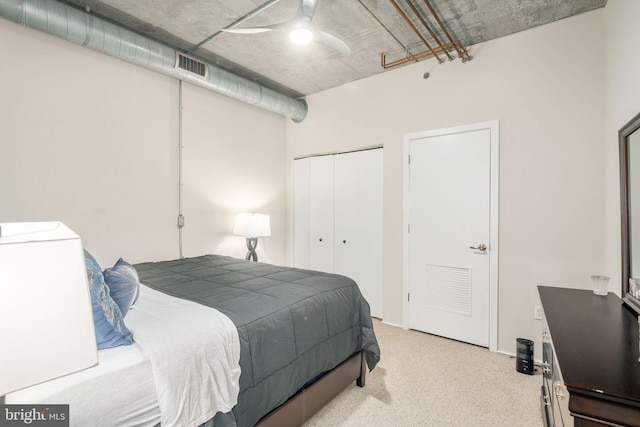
0,0,308,122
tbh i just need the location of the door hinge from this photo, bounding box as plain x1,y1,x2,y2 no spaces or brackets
408,224,410,233
408,154,411,164
177,214,185,228
408,293,410,302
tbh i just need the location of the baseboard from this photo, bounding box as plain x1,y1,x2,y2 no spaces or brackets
380,320,404,329
498,350,516,358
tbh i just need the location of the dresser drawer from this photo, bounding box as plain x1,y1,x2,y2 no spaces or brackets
542,309,573,427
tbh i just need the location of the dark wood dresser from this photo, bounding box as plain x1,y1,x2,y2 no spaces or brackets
539,286,640,426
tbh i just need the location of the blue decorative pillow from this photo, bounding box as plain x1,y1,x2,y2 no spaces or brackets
103,258,140,318
84,250,133,349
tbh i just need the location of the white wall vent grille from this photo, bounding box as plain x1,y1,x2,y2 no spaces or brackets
422,264,472,316
176,53,207,79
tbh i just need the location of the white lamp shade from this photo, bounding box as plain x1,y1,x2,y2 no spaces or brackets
0,222,98,395
233,213,271,238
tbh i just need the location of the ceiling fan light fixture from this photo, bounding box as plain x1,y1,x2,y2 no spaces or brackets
289,27,314,45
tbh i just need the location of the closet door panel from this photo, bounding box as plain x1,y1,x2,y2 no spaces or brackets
309,155,334,273
355,149,383,318
293,158,311,269
334,152,359,281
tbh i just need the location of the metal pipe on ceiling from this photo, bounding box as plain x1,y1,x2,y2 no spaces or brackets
357,0,420,65
388,0,443,63
382,0,471,69
422,0,467,60
0,0,308,122
403,0,453,61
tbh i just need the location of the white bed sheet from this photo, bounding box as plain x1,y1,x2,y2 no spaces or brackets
6,284,241,427
127,285,241,427
6,342,160,427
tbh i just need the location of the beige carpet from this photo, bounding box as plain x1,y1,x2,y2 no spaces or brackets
303,319,542,427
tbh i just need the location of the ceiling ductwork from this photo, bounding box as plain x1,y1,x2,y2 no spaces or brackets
0,0,308,122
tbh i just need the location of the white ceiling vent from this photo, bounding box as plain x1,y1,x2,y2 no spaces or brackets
175,53,207,79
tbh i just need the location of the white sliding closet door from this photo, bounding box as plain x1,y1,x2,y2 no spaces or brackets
293,149,383,318
334,150,383,318
309,155,334,273
293,159,310,269
334,152,358,279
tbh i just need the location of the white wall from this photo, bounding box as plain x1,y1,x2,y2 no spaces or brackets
286,10,606,354
180,83,287,264
604,0,640,296
0,18,287,267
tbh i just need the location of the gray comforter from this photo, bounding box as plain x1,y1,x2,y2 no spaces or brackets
134,254,380,427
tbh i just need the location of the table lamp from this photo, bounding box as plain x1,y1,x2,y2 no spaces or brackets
233,213,271,261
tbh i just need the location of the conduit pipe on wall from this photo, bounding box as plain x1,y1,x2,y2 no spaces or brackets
0,0,308,122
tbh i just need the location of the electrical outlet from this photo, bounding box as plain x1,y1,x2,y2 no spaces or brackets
534,305,543,320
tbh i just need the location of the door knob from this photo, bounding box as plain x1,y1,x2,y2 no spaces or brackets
469,243,487,251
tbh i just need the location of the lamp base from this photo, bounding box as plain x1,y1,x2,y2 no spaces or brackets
245,237,258,262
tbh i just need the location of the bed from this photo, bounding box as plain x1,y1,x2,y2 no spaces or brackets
7,254,380,427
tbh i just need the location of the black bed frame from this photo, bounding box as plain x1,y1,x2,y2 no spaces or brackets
255,352,366,427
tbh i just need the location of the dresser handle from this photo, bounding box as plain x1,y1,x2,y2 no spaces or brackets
555,383,566,400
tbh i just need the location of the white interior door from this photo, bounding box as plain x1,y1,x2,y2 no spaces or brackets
405,122,498,348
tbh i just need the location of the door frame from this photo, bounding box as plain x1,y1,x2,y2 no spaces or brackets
402,120,499,352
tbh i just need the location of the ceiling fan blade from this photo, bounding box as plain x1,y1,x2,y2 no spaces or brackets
221,27,274,34
221,20,290,35
299,0,319,20
222,0,350,56
314,30,351,56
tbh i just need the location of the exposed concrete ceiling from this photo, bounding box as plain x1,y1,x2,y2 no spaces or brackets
61,0,606,98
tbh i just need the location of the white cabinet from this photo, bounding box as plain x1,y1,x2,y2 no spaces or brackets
293,149,383,318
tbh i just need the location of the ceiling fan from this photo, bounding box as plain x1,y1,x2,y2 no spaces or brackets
221,0,351,56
